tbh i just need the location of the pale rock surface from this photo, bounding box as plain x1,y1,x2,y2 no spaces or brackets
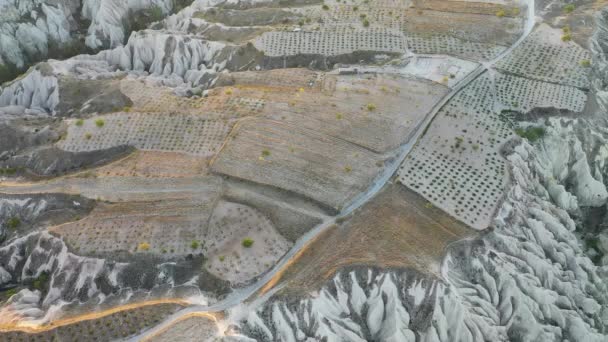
0,68,59,113
0,0,74,69
0,289,45,325
0,29,230,113
82,0,173,49
535,118,608,211
0,0,180,72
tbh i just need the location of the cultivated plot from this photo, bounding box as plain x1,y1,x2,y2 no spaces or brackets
204,201,292,285
211,118,387,211
495,24,591,89
271,184,474,294
261,72,448,153
398,72,512,230
58,113,233,157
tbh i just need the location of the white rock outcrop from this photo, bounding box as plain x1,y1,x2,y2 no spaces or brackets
0,68,59,113
0,0,180,74
82,0,173,49
0,0,75,69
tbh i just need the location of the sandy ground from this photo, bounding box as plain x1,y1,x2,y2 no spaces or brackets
144,314,221,342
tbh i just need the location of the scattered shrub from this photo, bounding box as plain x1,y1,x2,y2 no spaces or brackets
496,9,506,17
563,4,575,13
561,25,572,41
138,242,151,251
95,119,105,127
362,19,370,27
515,126,545,142
261,149,271,157
366,103,376,111
6,217,20,229
190,240,199,249
148,5,164,21
0,62,23,84
242,238,254,248
32,273,49,291
85,133,92,140
580,59,591,67
75,119,84,126
322,4,329,10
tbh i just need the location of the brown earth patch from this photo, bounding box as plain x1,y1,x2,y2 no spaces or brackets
266,183,476,295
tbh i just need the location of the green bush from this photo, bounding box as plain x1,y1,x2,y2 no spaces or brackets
130,5,165,32
0,63,23,85
242,238,254,248
32,272,49,291
190,240,199,249
0,167,18,175
563,4,575,13
515,126,545,142
95,119,105,127
149,5,164,21
6,217,20,230
173,0,192,13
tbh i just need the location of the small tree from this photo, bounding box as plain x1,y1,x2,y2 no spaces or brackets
6,217,20,229
138,242,151,251
242,238,254,248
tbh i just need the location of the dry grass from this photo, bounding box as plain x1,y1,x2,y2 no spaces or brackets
272,184,476,294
